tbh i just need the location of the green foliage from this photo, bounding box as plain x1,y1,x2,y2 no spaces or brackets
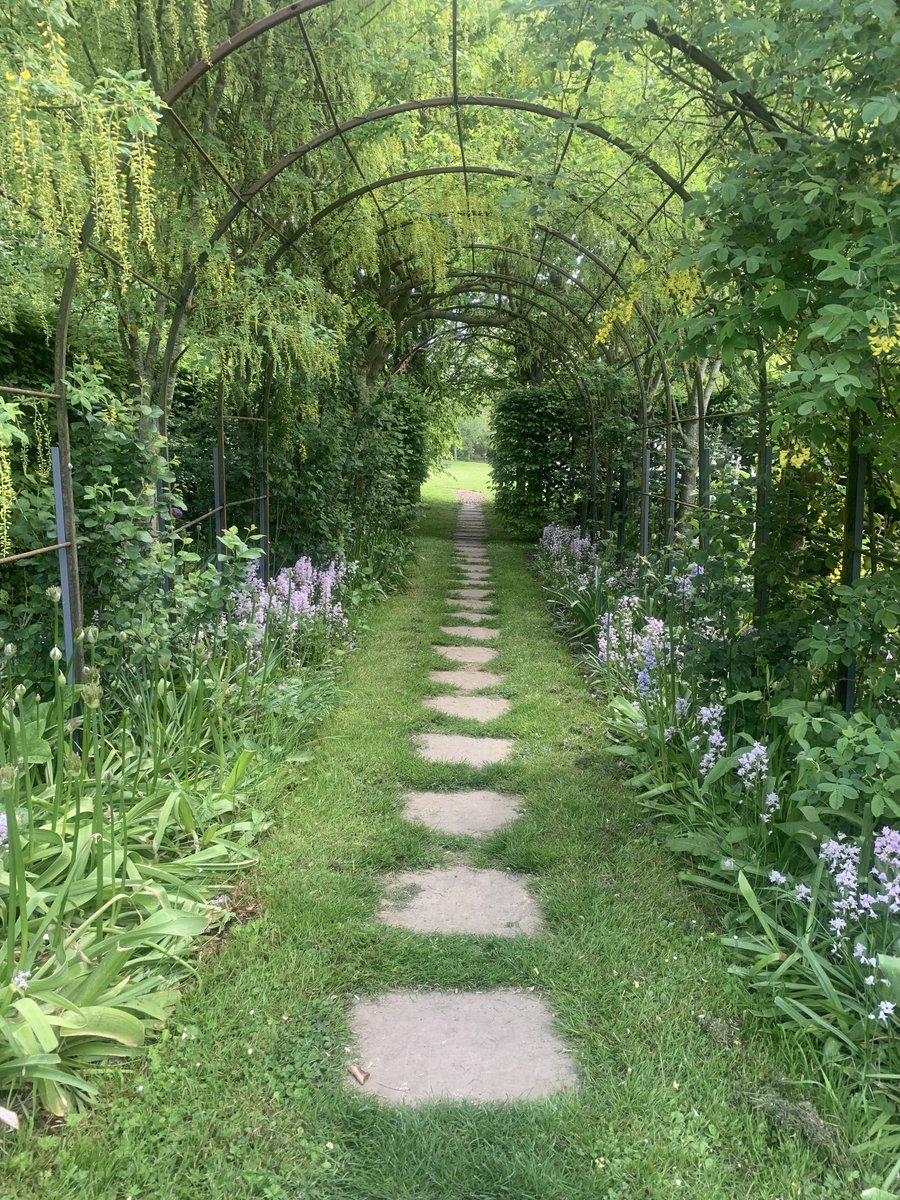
491,384,589,537
537,528,900,1158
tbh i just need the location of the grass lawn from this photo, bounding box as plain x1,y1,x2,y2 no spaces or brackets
1,495,867,1199
422,459,493,503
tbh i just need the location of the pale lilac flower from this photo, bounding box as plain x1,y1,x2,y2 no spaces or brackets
870,1000,895,1023
737,742,768,788
769,869,787,885
675,697,689,718
794,883,812,902
11,970,30,991
699,704,724,731
760,792,780,823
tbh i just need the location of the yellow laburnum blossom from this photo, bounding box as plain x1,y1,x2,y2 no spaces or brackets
595,295,635,344
868,317,900,358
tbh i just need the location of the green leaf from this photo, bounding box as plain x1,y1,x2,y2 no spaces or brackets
737,871,780,951
55,1005,145,1046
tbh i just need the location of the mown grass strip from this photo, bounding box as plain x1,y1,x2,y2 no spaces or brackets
3,496,860,1199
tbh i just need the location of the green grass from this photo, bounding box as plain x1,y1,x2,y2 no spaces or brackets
1,496,870,1199
422,459,493,503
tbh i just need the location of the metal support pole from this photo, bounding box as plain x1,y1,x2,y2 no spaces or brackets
212,448,224,572
156,477,170,596
753,337,771,625
839,421,867,713
604,459,614,535
259,359,272,583
52,258,84,682
617,466,627,557
258,447,268,583
639,448,650,557
665,443,677,547
214,373,227,572
51,448,75,682
589,444,599,540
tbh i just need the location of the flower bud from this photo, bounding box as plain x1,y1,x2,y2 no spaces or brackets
46,586,62,603
50,646,63,663
85,626,98,644
2,643,15,658
81,683,103,709
0,763,16,790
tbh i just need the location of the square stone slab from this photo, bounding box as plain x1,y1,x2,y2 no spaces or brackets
440,625,500,642
415,732,513,765
446,598,493,611
424,695,511,723
348,990,578,1103
433,644,498,664
403,788,522,835
449,588,493,601
379,866,540,935
446,610,493,623
429,669,505,691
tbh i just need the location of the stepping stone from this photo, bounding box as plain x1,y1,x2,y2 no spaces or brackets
379,866,540,935
348,990,578,1103
446,610,493,623
415,732,513,765
449,588,493,601
446,598,493,611
440,625,499,642
429,669,505,691
455,568,491,577
403,788,522,836
433,644,498,664
424,695,510,723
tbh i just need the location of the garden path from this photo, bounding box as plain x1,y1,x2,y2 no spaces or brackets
16,492,845,1199
349,496,578,1102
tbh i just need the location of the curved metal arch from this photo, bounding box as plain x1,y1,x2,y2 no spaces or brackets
396,324,589,405
400,304,614,533
400,307,596,411
277,162,650,266
388,271,660,399
375,248,638,373
235,93,689,240
457,246,668,407
385,271,598,349
155,160,645,418
398,286,594,357
334,215,660,354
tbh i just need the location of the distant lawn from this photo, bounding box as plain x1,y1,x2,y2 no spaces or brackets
422,459,493,503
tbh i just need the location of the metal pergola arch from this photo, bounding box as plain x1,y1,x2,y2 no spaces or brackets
43,0,780,671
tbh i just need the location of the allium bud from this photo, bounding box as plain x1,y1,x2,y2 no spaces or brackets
49,646,63,663
85,626,99,644
158,653,171,671
46,586,62,603
81,683,103,710
2,643,15,658
13,684,25,702
0,763,17,790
